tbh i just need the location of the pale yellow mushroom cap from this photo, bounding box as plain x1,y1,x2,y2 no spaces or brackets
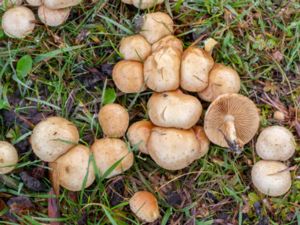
26,0,42,6
152,35,183,53
0,141,18,174
121,0,133,4
132,0,164,9
38,5,71,27
44,0,81,9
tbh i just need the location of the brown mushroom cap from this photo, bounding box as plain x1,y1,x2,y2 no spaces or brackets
181,47,214,92
193,126,210,157
91,138,134,178
127,120,154,154
152,35,183,53
44,0,81,9
251,160,291,196
144,47,181,92
26,0,42,6
112,60,146,93
51,145,95,191
204,94,260,151
132,0,163,9
140,12,174,44
256,126,296,161
30,117,79,162
129,191,160,222
0,0,22,7
198,64,241,102
0,141,18,174
38,5,71,27
148,127,201,170
147,90,202,129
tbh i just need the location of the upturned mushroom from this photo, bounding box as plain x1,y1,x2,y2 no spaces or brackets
129,191,160,223
2,6,35,38
30,117,79,162
181,47,214,92
204,94,260,152
26,0,42,6
0,0,22,7
152,35,183,53
91,138,134,178
256,126,296,161
144,47,181,92
198,64,241,102
132,0,164,9
44,0,80,9
38,5,71,27
193,126,210,157
98,103,129,138
112,60,146,93
147,90,202,129
251,160,291,196
0,141,18,174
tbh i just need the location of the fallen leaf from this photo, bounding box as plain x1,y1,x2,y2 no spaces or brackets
272,50,284,62
48,188,61,225
20,171,47,192
295,120,300,138
263,81,277,94
7,196,34,214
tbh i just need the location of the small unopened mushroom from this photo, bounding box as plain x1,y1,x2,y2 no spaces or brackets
91,138,134,178
30,117,79,162
148,127,201,170
0,141,18,174
132,0,163,9
44,0,80,9
251,160,291,196
147,90,202,129
198,64,241,102
0,0,22,7
26,0,42,6
129,191,160,223
51,145,95,191
140,12,174,44
112,60,146,93
127,120,154,154
256,126,295,161
38,5,71,27
119,35,151,61
181,47,214,92
152,35,183,53
144,47,181,92
98,103,129,138
2,6,35,38
273,111,285,121
204,94,260,152
193,126,210,157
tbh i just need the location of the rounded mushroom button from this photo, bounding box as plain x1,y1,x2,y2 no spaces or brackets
38,5,71,27
0,141,19,174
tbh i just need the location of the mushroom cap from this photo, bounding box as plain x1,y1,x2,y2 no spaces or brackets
30,117,79,162
127,120,154,154
140,12,174,44
52,145,95,191
98,103,129,138
91,138,134,178
204,94,260,147
181,47,214,92
112,60,146,93
0,141,18,174
2,6,35,38
44,0,81,9
147,90,202,129
152,35,183,53
251,160,291,196
26,0,42,6
132,0,164,9
144,47,181,92
198,64,241,102
121,0,133,4
0,0,22,7
148,127,201,170
256,126,295,161
38,5,70,27
119,35,151,61
129,191,160,222
193,126,210,157
273,111,285,121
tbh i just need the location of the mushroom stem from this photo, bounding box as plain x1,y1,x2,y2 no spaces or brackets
222,115,242,153
204,38,218,55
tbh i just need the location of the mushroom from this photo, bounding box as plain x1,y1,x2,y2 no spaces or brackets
119,34,151,61
38,5,71,27
132,0,164,9
121,0,132,4
204,94,260,152
251,160,291,196
193,126,210,157
30,117,79,162
26,0,42,6
0,0,22,7
112,60,146,93
129,191,160,223
148,127,201,170
140,12,174,44
152,35,183,53
256,126,296,161
147,90,202,129
198,64,241,102
91,138,134,178
0,141,18,174
127,120,154,154
50,145,95,191
2,6,35,38
44,0,80,9
144,47,181,92
98,103,129,138
273,111,285,121
181,47,214,92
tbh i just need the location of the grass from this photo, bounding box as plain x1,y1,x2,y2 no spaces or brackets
0,0,300,224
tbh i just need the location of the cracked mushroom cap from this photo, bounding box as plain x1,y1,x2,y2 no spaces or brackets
148,127,201,170
38,5,70,27
251,160,291,196
193,126,210,157
26,0,42,6
132,0,163,9
152,35,183,53
44,0,81,9
129,191,160,223
0,0,22,7
256,126,296,161
0,141,18,174
204,94,260,148
198,64,241,102
91,138,134,178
